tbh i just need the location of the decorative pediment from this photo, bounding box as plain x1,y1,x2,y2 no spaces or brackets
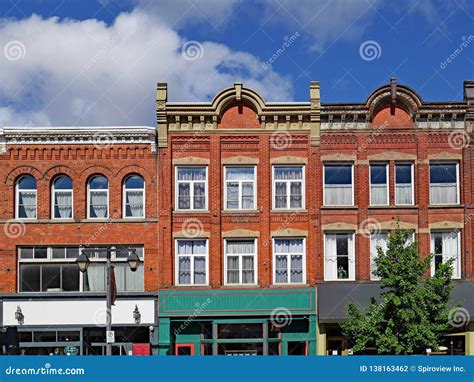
172,156,210,165
271,228,308,237
428,221,463,230
222,229,260,238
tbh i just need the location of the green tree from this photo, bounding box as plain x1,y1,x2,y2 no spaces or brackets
341,226,456,354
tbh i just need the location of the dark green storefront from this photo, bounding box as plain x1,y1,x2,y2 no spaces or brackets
157,288,317,356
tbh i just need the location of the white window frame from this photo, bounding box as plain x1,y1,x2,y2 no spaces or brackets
223,166,257,211
272,237,306,285
395,162,414,206
429,162,460,205
18,246,144,293
175,166,208,211
370,231,389,281
272,165,305,210
430,231,461,279
323,163,354,206
123,175,145,219
87,176,109,219
323,232,356,281
15,176,37,220
223,238,258,285
51,176,74,220
369,163,389,206
175,239,209,286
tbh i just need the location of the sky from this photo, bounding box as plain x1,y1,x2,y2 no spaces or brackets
0,0,472,127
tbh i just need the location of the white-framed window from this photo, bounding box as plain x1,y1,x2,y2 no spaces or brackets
429,162,459,205
123,174,145,218
324,233,355,281
370,231,389,280
273,238,305,284
175,167,207,211
431,231,460,279
52,175,73,219
16,175,37,219
87,175,109,219
370,163,388,206
18,245,144,292
272,166,305,210
224,239,257,285
395,163,414,205
175,239,208,285
224,167,256,210
323,164,353,206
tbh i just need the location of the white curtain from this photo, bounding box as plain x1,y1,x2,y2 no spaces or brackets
324,185,352,206
275,255,288,283
442,232,459,278
194,257,206,284
348,234,355,279
86,264,106,291
126,190,144,217
274,167,302,180
90,191,107,217
226,240,255,254
370,232,388,280
242,183,254,209
226,183,239,209
275,239,303,283
396,184,412,204
227,256,239,284
178,183,190,209
226,240,255,284
290,255,303,283
371,184,387,205
242,256,254,284
177,240,206,284
226,167,254,181
290,182,302,208
177,168,206,181
324,234,337,280
178,257,191,284
193,183,206,209
125,264,144,291
275,182,287,208
20,191,36,218
55,191,72,218
430,184,457,204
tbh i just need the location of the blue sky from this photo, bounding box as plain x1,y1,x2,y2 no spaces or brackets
0,0,472,126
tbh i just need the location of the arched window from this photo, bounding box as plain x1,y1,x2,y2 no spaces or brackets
88,175,108,219
123,175,145,218
16,175,37,219
52,175,73,219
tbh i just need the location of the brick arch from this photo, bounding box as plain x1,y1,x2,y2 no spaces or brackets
78,165,113,185
43,165,79,185
5,166,43,186
114,165,154,185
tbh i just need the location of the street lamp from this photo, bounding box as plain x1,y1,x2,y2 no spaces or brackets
76,247,140,356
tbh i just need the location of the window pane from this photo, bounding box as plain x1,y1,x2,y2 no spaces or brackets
274,167,302,180
41,265,61,291
275,182,287,208
53,176,73,189
194,256,206,284
370,165,387,184
89,175,108,189
226,167,254,181
178,183,190,209
290,182,302,208
290,255,303,283
20,265,40,292
62,264,80,291
20,247,34,259
34,247,47,259
396,164,412,184
66,247,79,259
226,182,239,209
52,247,66,259
178,167,206,181
178,256,191,284
430,164,457,184
125,175,144,189
324,165,352,185
193,182,206,209
125,190,144,217
275,255,288,283
18,176,36,189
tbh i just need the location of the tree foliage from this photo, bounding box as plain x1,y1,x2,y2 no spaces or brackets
341,226,456,354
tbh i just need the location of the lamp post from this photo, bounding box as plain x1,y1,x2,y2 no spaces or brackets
76,247,140,356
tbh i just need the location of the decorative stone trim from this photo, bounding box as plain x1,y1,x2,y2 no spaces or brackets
322,223,357,231
222,229,260,238
173,230,210,239
172,156,210,165
222,156,259,165
428,221,463,230
321,153,356,162
359,221,418,234
270,156,307,165
271,228,308,237
427,153,462,161
367,152,416,161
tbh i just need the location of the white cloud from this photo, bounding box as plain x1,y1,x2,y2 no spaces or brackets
0,9,292,127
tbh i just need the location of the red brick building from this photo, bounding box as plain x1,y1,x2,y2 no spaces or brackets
1,80,473,356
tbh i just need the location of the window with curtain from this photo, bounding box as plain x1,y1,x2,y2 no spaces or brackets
176,240,208,285
324,233,355,280
324,164,353,206
52,175,73,219
395,163,413,205
88,175,108,218
19,245,144,293
16,175,37,219
273,238,305,284
273,166,304,209
370,232,388,280
370,164,388,205
124,174,145,218
176,167,207,210
224,167,256,210
430,163,458,205
224,239,256,285
431,231,460,279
